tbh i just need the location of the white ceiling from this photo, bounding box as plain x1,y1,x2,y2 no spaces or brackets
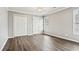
8,7,69,16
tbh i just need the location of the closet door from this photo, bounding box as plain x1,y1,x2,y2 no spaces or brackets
13,14,27,37
38,17,43,33
33,16,43,34
44,16,49,33
33,16,39,34
27,15,33,35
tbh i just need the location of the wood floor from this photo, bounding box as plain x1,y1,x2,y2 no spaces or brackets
3,34,79,51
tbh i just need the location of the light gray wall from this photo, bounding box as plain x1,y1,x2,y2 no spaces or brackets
44,8,79,42
0,7,8,50
8,11,13,38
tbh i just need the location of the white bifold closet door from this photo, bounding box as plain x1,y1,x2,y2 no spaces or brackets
33,16,43,34
27,16,33,35
13,14,28,37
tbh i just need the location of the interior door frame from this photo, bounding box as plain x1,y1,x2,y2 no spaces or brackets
13,14,28,37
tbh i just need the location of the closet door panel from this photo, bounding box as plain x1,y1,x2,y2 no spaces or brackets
33,16,43,34
13,14,27,37
33,16,39,34
27,16,33,35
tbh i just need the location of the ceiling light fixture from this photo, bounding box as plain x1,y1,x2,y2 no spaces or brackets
36,7,44,12
38,8,42,12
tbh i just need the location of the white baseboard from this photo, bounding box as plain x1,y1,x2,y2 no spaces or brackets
8,33,43,38
44,32,79,43
0,39,8,51
32,32,42,35
8,37,14,39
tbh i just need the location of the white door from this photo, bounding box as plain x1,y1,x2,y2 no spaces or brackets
33,16,43,34
13,14,28,37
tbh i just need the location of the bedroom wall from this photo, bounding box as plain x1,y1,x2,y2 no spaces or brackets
0,7,8,50
8,11,13,38
44,8,79,42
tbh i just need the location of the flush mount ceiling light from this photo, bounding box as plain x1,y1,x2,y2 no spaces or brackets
33,7,45,12
37,7,45,12
37,8,43,12
33,7,52,12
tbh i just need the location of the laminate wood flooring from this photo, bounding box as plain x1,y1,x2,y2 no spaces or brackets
3,34,79,51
